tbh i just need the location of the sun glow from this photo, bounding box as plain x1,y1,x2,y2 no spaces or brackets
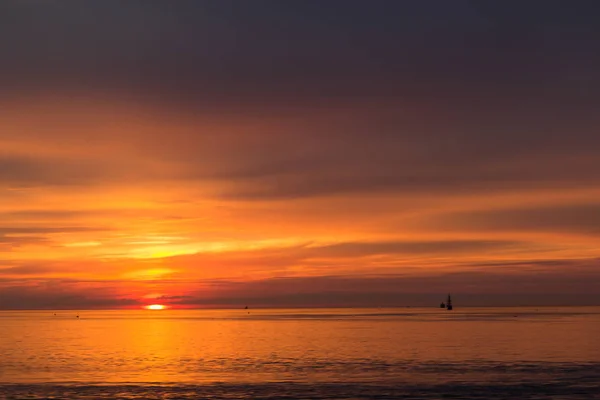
145,304,167,310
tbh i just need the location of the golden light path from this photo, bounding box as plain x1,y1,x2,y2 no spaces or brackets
145,304,167,310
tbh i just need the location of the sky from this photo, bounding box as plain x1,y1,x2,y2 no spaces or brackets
1,0,600,309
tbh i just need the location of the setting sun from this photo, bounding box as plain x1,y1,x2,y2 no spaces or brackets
144,304,167,310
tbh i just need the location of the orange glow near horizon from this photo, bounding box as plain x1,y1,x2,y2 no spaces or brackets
2,97,600,309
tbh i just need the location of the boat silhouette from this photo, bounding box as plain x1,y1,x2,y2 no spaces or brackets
446,294,453,311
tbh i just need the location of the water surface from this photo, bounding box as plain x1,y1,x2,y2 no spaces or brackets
1,307,599,398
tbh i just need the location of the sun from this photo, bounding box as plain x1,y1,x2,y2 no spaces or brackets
144,304,167,310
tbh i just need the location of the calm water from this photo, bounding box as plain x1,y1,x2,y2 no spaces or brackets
1,307,599,399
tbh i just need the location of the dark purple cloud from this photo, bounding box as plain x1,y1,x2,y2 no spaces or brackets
2,1,599,104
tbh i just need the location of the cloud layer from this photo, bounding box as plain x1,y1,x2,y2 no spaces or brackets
1,1,600,308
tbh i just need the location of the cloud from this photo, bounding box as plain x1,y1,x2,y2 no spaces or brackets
0,154,107,187
302,240,521,258
1,2,600,308
159,239,526,278
2,1,600,106
0,226,107,249
0,265,58,276
431,204,600,235
1,257,599,309
0,153,150,190
0,284,139,310
0,226,105,235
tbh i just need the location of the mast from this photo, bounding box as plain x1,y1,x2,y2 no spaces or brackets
446,294,453,310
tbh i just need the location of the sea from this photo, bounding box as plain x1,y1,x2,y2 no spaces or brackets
0,307,599,399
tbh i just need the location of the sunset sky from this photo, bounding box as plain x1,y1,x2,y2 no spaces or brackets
1,1,600,309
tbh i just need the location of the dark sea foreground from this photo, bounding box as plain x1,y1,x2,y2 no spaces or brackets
2,377,600,400
1,308,599,399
